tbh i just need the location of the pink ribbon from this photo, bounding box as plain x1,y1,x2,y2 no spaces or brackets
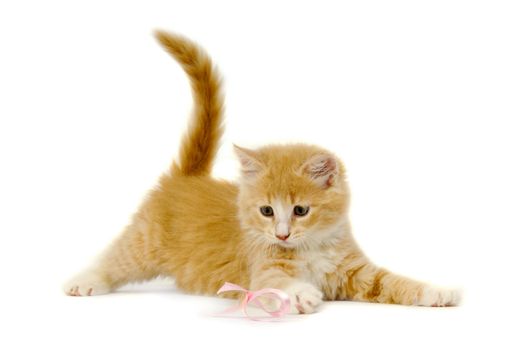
216,282,291,320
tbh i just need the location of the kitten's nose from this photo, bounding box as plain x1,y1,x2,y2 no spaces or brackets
275,232,290,241
276,222,290,241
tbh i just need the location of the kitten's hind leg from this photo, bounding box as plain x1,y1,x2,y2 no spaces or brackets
64,214,163,296
64,269,111,296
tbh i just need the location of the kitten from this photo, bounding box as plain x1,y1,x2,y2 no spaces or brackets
64,31,460,312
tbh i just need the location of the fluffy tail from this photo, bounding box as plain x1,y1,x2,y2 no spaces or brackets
155,31,224,176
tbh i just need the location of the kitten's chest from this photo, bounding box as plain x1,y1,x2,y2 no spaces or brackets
298,248,343,289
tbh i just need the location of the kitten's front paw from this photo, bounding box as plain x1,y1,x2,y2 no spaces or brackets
64,270,110,297
284,282,323,314
417,286,461,307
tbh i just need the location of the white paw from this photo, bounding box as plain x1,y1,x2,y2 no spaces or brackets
64,270,110,297
417,286,461,307
284,282,323,314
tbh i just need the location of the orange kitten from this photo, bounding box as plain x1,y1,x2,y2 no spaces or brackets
64,31,460,312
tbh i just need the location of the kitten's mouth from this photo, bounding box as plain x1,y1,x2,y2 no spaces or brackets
275,239,296,248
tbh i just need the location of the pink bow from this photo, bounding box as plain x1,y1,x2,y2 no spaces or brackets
216,282,291,320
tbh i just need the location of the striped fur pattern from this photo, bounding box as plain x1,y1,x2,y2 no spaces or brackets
64,32,460,312
155,30,224,176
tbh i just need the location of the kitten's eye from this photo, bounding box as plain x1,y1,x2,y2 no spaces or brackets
260,206,274,217
293,205,310,216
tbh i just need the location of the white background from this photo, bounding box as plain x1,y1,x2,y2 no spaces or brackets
1,0,526,349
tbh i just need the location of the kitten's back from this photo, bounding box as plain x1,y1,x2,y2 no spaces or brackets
148,174,249,295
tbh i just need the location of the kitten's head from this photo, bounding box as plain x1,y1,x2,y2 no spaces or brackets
235,144,349,250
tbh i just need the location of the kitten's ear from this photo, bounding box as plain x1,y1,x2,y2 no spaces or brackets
300,154,339,188
233,145,263,177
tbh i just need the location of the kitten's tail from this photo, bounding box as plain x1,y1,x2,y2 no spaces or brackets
155,31,224,176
